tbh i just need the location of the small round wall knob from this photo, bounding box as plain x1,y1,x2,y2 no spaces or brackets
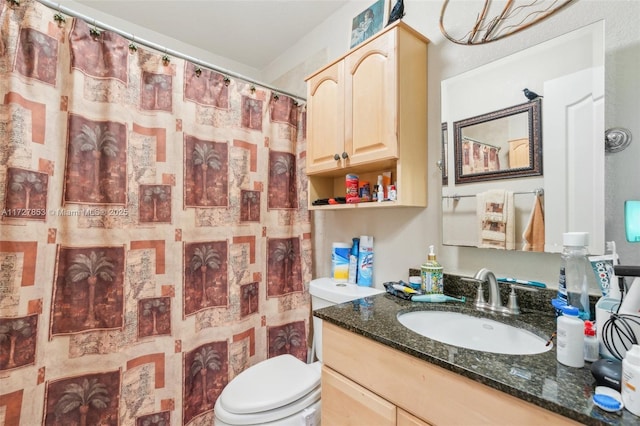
605,127,632,153
341,152,349,159
334,154,340,161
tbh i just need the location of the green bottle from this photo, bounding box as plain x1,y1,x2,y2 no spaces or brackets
421,245,443,294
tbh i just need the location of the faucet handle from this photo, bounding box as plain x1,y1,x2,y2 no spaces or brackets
474,281,487,309
461,277,488,309
507,286,521,314
506,284,538,314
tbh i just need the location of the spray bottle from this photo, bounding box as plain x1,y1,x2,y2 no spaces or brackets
357,236,374,287
421,245,443,294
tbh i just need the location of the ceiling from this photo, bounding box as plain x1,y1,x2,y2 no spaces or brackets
70,1,349,70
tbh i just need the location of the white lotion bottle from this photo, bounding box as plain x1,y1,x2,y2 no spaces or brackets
556,305,585,368
622,344,640,416
376,175,384,202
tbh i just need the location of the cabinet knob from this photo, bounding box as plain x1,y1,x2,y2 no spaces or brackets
341,152,349,159
334,154,340,161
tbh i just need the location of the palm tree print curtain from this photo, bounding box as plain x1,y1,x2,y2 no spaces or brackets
0,1,311,425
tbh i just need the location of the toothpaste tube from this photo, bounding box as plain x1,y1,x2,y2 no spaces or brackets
589,253,619,297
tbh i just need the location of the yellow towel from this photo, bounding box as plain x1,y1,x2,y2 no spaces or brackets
523,194,545,252
476,189,515,250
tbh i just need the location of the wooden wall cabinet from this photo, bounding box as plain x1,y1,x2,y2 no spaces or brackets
322,322,580,426
305,22,428,210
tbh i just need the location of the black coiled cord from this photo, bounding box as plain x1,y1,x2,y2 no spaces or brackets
602,312,640,360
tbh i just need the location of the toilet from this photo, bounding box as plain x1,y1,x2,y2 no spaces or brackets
213,277,384,425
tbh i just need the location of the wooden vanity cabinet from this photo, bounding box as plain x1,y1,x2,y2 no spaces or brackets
322,322,580,426
305,21,428,209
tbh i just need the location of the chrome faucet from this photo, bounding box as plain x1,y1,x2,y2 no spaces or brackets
467,268,539,315
471,268,510,315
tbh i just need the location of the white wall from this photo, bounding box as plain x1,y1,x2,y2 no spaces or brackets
264,0,640,289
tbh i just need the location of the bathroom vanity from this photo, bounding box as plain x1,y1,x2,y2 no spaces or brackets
314,292,638,425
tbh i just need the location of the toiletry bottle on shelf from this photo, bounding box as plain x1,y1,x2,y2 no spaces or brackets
622,344,640,416
561,232,595,320
348,237,360,284
584,320,599,362
421,245,443,294
376,175,384,202
557,305,585,368
357,236,374,287
388,184,397,201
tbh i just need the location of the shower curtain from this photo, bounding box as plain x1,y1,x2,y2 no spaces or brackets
0,1,311,425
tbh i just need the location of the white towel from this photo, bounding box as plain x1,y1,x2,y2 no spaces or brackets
477,189,515,250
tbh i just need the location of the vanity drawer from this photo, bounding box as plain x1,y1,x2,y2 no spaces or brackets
322,365,396,425
323,322,580,426
397,408,431,426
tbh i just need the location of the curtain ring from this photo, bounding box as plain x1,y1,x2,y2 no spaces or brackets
128,35,138,53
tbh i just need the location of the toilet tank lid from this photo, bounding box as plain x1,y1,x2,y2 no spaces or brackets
309,277,384,304
218,354,320,414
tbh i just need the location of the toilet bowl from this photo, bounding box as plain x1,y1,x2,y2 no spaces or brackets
213,277,384,425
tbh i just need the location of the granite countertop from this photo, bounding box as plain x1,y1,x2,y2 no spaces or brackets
313,277,638,426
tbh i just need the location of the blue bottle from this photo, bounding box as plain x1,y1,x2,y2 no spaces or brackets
348,237,360,284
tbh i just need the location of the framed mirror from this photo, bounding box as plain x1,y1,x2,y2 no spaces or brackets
441,122,448,185
441,21,605,254
454,99,542,184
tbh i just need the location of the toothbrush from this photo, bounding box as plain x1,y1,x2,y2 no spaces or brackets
607,241,620,264
497,277,547,288
411,294,466,303
392,284,418,294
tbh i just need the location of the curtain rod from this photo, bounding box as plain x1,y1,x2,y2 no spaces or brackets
36,0,306,102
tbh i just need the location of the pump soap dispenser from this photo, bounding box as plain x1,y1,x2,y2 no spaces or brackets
421,245,443,294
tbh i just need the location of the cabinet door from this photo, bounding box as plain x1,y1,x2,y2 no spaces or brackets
306,61,345,174
322,366,396,426
345,28,398,166
508,138,530,168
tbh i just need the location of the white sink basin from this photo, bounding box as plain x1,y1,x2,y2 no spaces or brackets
397,311,552,355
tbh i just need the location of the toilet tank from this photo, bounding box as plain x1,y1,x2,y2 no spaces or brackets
309,277,384,362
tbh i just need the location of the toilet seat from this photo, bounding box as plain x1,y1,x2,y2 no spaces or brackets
215,354,321,425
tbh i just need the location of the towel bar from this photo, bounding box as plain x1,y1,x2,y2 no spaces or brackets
442,188,543,201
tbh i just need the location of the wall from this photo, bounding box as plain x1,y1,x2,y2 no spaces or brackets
57,0,263,79
264,0,640,289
